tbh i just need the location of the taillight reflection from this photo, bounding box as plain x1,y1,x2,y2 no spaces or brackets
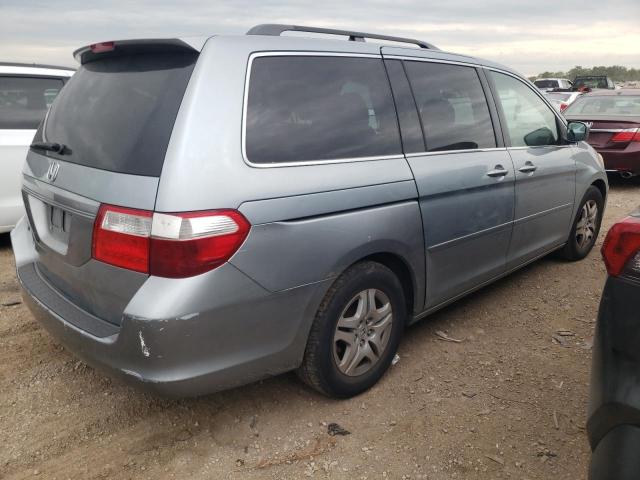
601,216,640,277
611,128,640,143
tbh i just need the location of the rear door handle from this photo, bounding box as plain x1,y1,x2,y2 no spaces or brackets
518,162,538,174
486,165,509,178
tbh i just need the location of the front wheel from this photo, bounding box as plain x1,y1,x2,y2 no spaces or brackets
559,186,604,261
297,261,406,398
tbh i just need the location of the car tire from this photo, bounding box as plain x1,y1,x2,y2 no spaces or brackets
297,261,406,398
559,186,604,261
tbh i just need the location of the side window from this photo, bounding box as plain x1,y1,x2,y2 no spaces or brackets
404,61,496,152
490,72,559,148
245,56,401,164
0,76,64,129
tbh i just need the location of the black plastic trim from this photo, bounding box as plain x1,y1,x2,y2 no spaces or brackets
18,263,119,338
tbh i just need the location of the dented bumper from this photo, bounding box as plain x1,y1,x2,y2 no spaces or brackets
12,218,328,397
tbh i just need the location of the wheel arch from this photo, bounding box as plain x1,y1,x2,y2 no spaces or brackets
591,178,607,203
347,251,421,322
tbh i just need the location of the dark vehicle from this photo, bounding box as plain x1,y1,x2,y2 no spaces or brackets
574,75,616,91
564,90,640,178
589,209,640,479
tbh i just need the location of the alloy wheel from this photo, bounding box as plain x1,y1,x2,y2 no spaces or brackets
332,289,393,377
576,199,599,249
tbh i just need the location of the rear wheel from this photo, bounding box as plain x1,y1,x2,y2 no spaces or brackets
297,261,405,398
559,186,604,261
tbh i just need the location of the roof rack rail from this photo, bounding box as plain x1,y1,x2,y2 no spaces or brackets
246,24,438,50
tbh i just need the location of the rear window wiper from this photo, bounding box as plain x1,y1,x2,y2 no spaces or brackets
30,141,70,155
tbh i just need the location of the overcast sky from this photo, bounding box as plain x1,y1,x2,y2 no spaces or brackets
1,0,639,76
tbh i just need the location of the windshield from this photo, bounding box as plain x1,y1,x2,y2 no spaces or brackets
40,52,197,176
564,95,640,116
574,77,608,89
534,80,558,89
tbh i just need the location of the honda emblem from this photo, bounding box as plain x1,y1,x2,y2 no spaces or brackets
46,161,60,182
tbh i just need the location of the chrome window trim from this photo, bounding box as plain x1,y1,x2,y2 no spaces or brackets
404,147,507,158
241,51,404,169
507,145,573,151
381,54,482,69
590,128,627,133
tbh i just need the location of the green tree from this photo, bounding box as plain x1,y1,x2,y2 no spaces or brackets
534,65,640,82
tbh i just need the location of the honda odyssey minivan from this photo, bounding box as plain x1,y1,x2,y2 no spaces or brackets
11,25,608,398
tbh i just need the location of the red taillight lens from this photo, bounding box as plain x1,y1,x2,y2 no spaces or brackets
560,103,569,112
149,210,250,278
90,41,115,53
92,205,152,273
92,206,250,278
611,128,640,143
601,216,640,277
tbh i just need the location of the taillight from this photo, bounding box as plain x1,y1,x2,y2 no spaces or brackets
149,210,250,278
601,216,640,277
92,205,250,278
92,205,152,273
90,41,115,53
611,128,640,143
560,103,569,112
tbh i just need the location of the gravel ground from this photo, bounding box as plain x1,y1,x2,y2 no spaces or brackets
1,178,638,480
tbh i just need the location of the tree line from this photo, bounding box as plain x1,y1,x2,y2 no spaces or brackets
529,66,640,82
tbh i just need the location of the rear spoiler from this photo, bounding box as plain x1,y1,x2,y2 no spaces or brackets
73,38,205,64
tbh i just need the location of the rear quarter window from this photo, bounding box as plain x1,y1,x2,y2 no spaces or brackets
0,76,64,129
245,55,402,164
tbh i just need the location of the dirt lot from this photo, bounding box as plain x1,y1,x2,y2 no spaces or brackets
1,179,638,480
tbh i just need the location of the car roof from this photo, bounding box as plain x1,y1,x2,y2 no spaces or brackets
0,62,74,77
581,89,640,97
73,31,522,78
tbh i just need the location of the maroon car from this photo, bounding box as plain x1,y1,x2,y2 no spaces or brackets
564,90,640,178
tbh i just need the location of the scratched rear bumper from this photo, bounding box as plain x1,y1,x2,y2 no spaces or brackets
12,219,328,397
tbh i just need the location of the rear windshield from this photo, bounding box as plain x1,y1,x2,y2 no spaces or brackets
564,95,640,116
40,52,197,176
574,77,608,89
0,76,65,129
245,56,401,164
534,80,558,89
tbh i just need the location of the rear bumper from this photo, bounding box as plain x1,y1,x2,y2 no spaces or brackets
11,218,329,397
588,276,640,450
597,147,640,175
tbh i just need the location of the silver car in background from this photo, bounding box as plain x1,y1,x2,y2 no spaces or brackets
11,25,607,398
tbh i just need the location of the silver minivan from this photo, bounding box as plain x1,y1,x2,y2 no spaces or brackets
11,25,607,398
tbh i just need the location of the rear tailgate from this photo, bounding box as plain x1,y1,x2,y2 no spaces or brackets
22,39,200,326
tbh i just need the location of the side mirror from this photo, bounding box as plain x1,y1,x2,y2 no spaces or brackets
567,121,589,142
524,127,556,146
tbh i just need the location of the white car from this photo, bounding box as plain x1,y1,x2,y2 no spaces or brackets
0,63,73,233
533,78,573,92
545,91,583,113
